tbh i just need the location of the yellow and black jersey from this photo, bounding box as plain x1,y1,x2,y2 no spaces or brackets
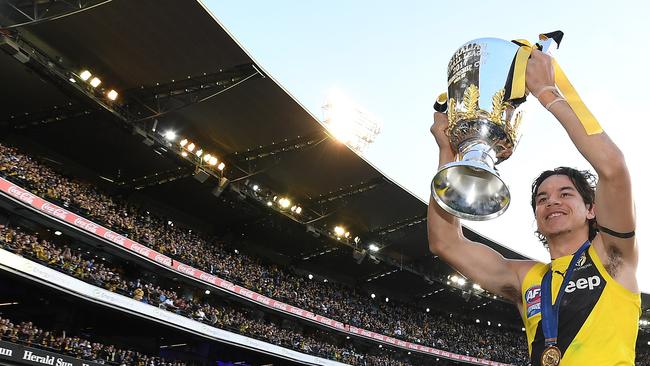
520,245,640,366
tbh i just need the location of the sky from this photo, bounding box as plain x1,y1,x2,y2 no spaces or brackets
202,0,650,292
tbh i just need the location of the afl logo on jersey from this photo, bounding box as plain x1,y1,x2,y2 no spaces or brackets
576,252,587,267
525,285,542,318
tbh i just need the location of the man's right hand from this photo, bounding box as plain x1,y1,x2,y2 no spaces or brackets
431,112,456,164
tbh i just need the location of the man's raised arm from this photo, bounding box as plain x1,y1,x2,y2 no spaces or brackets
526,49,638,291
427,112,536,304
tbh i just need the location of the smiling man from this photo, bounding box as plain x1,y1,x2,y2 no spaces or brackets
427,49,640,366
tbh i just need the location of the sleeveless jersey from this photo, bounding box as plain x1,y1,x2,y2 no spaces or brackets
520,245,640,366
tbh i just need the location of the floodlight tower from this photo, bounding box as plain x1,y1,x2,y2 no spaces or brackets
322,90,382,154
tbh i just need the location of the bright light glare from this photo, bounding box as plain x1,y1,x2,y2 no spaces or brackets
107,90,118,101
187,143,195,152
472,283,482,290
90,77,101,88
322,89,382,153
334,226,345,236
368,243,380,252
295,206,302,214
203,153,211,162
180,139,188,147
278,197,291,208
457,277,467,286
195,149,203,157
217,162,225,171
79,70,91,81
164,131,177,141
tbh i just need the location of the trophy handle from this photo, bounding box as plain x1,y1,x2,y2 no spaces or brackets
537,30,564,54
434,92,448,113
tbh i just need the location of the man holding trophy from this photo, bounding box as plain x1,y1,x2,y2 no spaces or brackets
427,33,640,366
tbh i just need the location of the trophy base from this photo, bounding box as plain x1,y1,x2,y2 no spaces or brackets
431,160,510,221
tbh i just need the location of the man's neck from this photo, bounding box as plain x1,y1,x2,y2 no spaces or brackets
547,231,589,259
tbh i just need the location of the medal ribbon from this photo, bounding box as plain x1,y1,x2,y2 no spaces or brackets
508,38,603,135
540,241,591,348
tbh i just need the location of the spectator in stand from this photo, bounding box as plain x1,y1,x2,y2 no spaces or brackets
0,316,184,366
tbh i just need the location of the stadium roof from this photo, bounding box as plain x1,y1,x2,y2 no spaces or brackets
2,0,646,319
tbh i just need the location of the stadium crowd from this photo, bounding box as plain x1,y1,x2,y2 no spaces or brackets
0,316,185,366
2,143,648,365
0,223,418,366
0,143,529,364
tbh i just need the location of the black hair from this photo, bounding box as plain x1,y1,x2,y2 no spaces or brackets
530,167,597,247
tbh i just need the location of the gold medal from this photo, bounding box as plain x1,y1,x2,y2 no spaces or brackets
541,345,562,366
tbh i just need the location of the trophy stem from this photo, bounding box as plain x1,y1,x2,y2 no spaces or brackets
459,141,497,171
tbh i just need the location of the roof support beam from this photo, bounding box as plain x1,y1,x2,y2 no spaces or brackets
0,0,112,29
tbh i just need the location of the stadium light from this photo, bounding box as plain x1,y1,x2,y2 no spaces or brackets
472,283,482,290
79,70,92,81
426,308,430,312
322,89,382,153
54,231,62,236
187,142,195,152
370,293,376,299
89,77,101,88
203,153,211,162
457,277,466,286
208,157,218,166
164,130,177,141
278,197,291,209
195,149,203,157
180,139,188,147
252,184,259,191
378,345,382,348
334,226,345,237
385,297,389,303
344,231,350,238
107,89,118,101
217,162,225,171
308,274,313,280
522,328,526,332
476,319,480,323
267,201,272,206
487,321,491,326
204,290,210,295
181,151,188,157
69,77,76,83
295,206,302,214
368,243,380,252
498,323,502,327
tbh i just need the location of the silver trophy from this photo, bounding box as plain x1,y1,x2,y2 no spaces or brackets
432,33,562,220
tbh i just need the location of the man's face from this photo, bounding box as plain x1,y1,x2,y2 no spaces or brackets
534,174,595,240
